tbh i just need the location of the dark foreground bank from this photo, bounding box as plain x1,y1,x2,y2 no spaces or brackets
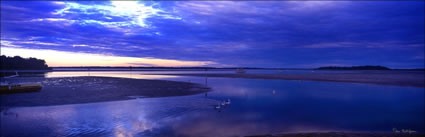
249,132,424,137
154,71,425,88
0,76,210,107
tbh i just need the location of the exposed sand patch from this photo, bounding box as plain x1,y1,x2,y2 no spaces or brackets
151,71,424,88
0,76,210,107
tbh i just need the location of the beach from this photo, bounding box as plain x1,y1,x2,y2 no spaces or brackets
0,76,210,107
151,70,425,88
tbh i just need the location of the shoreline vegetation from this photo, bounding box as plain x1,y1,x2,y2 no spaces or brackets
1,56,51,77
151,71,424,88
0,55,51,70
0,56,422,71
0,76,210,107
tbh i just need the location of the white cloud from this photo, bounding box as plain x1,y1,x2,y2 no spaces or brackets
1,40,60,47
53,1,181,30
52,1,66,5
31,18,71,22
72,44,113,50
125,46,151,50
30,18,76,26
17,41,61,46
72,44,88,47
0,41,22,48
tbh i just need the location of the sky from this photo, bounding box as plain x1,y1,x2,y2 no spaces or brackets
1,1,424,68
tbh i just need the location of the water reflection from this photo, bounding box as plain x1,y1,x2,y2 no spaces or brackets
45,71,179,79
1,72,424,137
44,69,354,79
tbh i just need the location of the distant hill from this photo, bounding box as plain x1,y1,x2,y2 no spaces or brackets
316,65,390,70
0,55,50,70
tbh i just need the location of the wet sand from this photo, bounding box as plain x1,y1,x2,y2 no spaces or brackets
0,76,210,107
250,132,425,137
152,71,425,88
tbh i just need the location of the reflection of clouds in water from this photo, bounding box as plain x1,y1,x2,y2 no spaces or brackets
153,111,329,137
123,98,222,136
214,85,250,97
2,97,220,137
2,105,80,137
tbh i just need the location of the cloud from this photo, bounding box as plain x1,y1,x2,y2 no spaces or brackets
301,41,424,49
1,40,61,47
125,46,151,50
301,42,355,48
287,1,345,12
72,44,88,47
0,40,22,48
0,1,424,68
71,44,114,50
18,41,61,46
31,18,72,22
53,1,181,30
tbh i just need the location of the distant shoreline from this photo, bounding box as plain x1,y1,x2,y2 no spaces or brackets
0,68,423,73
150,71,425,88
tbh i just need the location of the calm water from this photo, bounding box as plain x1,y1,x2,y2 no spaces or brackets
1,71,424,137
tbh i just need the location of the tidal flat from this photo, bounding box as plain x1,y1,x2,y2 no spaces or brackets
154,70,425,88
0,76,210,107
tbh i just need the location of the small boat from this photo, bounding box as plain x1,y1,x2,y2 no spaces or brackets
0,83,42,94
235,68,246,73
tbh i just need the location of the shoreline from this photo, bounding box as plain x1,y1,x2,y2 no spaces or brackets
1,76,210,107
1,69,423,73
149,71,425,88
250,132,425,137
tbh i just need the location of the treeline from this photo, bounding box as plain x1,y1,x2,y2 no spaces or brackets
317,65,390,70
0,55,50,70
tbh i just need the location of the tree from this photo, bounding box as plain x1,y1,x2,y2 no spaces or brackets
0,55,50,70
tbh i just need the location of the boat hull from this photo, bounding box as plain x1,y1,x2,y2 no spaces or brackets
0,84,42,94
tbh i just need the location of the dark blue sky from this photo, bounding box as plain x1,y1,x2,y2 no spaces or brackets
1,1,424,68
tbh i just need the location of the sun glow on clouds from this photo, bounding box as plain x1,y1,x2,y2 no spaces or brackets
53,1,181,29
1,47,215,67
